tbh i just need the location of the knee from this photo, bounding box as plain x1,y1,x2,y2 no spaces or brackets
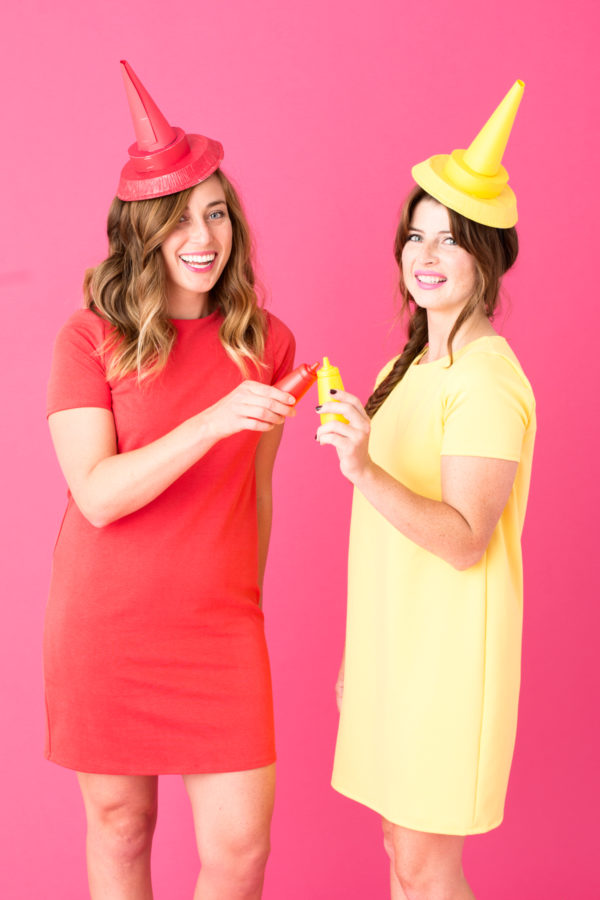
227,830,271,877
381,828,436,900
204,828,271,884
394,864,444,900
90,800,157,864
238,834,271,880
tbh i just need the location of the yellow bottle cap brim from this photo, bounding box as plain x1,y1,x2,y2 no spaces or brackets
411,155,518,229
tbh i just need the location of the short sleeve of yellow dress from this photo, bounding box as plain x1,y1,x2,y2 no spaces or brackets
331,335,536,835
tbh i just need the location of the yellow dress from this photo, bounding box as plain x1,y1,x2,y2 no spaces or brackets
331,336,536,834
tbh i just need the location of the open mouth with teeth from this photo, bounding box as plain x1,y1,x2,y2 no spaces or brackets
179,253,217,272
415,274,447,285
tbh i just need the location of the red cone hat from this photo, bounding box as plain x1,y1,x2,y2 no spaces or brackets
117,60,224,202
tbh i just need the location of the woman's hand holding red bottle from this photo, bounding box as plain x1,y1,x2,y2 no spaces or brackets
205,381,296,441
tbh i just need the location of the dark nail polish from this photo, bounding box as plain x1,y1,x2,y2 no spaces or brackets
329,389,337,395
315,405,322,411
314,433,318,440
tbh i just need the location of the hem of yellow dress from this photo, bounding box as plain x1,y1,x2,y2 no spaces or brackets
331,779,503,836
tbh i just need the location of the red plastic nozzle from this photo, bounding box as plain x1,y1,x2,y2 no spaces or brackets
273,362,320,402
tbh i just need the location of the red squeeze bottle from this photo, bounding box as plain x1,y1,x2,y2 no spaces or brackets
274,362,320,402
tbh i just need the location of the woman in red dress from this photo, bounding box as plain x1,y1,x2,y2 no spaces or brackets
45,61,295,899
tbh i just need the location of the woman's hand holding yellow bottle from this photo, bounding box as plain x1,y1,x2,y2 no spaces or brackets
316,390,373,485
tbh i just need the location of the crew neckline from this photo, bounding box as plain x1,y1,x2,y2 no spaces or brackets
169,309,221,325
413,334,507,368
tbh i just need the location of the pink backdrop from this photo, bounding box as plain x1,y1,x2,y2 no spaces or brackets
2,0,598,897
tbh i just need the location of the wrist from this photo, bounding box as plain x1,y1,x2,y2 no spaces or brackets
193,407,225,446
347,456,377,489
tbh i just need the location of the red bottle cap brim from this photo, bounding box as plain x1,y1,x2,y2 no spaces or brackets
117,134,224,201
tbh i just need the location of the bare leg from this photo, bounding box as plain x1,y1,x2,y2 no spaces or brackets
390,863,411,900
382,820,410,900
382,818,475,900
77,773,158,900
183,764,275,900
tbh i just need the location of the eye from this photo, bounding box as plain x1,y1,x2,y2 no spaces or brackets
443,236,457,245
208,208,227,221
407,233,421,242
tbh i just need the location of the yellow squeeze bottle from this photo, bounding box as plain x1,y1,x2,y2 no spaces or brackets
317,357,348,424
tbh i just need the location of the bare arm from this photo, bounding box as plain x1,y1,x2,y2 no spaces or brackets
317,391,517,570
49,381,295,528
254,423,285,605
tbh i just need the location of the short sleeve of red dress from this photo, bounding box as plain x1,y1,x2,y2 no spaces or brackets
47,309,112,414
44,306,295,775
263,310,296,385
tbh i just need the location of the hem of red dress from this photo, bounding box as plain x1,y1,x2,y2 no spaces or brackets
45,749,277,776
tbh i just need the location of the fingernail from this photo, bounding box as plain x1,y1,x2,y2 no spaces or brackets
314,433,318,440
329,389,337,395
315,405,322,411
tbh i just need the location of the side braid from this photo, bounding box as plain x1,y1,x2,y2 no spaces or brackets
365,307,428,418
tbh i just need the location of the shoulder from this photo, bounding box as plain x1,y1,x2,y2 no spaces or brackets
374,355,401,389
53,307,109,350
446,337,536,416
264,310,295,348
451,338,534,392
261,310,296,382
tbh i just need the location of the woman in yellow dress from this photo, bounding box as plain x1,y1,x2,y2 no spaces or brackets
316,82,535,899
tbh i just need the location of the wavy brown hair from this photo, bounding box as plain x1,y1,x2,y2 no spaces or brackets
365,187,519,418
83,170,266,380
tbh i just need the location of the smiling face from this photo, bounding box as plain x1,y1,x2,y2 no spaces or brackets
160,174,233,318
401,198,477,322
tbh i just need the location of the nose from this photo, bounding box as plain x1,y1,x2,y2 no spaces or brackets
188,216,211,246
418,237,439,264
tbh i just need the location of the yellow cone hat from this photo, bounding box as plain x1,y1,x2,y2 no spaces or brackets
412,80,524,228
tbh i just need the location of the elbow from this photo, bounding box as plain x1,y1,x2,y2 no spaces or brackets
82,509,113,529
448,541,487,572
451,555,479,572
76,496,117,529
86,514,113,529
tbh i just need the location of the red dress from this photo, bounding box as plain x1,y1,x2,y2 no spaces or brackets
44,308,295,774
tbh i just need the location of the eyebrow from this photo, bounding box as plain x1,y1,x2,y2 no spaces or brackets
182,199,227,213
408,227,452,234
